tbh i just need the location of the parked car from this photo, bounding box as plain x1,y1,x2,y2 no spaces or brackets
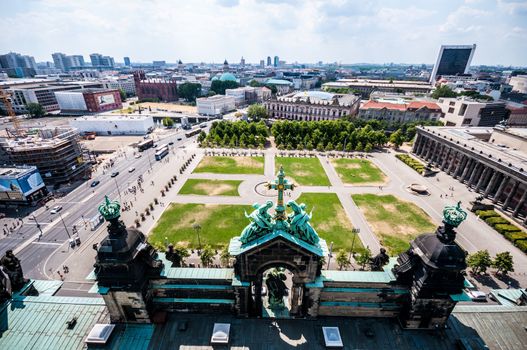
177,137,182,141
50,205,63,214
111,172,119,178
466,290,487,302
90,180,100,187
168,141,174,145
128,167,135,173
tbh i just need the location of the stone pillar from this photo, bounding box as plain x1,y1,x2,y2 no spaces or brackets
513,189,527,217
434,145,444,165
420,138,430,157
476,165,492,191
431,141,441,162
253,279,263,317
453,154,466,178
289,282,304,317
503,181,519,210
304,287,322,318
484,171,499,197
461,158,474,182
468,163,482,186
493,176,510,204
425,140,435,160
412,135,422,154
441,147,451,170
233,285,251,317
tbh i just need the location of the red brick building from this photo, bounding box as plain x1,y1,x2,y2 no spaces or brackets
133,71,178,102
83,89,122,113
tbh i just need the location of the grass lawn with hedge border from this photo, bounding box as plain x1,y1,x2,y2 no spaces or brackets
295,193,364,253
330,158,387,185
395,154,425,174
275,157,330,186
149,203,253,250
352,194,436,255
193,156,264,174
178,179,242,196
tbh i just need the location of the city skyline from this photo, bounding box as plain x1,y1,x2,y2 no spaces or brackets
1,0,526,66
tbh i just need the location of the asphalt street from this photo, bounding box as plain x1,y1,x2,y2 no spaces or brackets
0,126,206,280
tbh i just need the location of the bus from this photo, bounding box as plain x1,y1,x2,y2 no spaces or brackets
137,139,154,152
185,128,201,138
155,145,169,161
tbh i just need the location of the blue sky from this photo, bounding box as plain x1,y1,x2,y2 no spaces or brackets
1,0,526,66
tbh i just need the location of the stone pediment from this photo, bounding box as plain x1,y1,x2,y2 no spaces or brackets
229,230,328,258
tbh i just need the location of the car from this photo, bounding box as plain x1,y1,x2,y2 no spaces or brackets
465,290,487,302
90,180,100,187
153,144,158,148
50,205,63,214
168,141,174,145
111,171,119,178
135,154,142,159
128,167,135,173
177,137,182,141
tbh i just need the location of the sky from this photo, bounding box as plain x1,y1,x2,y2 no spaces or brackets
1,0,526,66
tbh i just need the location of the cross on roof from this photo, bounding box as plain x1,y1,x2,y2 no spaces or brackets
267,166,295,221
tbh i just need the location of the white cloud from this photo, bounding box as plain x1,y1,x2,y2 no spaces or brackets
0,0,525,66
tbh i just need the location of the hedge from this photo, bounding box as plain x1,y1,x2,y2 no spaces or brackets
485,217,509,226
475,209,527,253
396,154,425,174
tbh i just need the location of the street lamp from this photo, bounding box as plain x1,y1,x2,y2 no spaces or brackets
327,241,334,270
31,215,44,240
348,227,359,261
192,223,202,253
52,212,71,239
113,178,122,201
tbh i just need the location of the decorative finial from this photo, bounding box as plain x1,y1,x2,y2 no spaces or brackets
98,195,121,221
443,202,467,227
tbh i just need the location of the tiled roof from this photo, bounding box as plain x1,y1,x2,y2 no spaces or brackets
361,100,441,112
361,100,407,111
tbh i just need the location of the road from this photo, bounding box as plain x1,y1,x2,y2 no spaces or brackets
0,126,207,281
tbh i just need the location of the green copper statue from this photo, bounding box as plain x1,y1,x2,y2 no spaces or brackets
240,200,274,244
265,268,287,309
287,200,320,245
98,195,121,221
443,201,467,227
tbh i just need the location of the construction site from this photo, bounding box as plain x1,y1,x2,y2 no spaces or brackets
0,86,91,185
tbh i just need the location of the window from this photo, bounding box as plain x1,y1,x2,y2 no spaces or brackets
449,101,455,106
462,118,472,125
458,103,467,116
448,107,455,113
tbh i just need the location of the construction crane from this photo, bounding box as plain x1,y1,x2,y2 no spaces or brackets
0,85,22,135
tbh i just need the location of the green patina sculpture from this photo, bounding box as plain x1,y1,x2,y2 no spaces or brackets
98,195,121,221
287,200,319,245
443,201,467,227
240,168,321,246
265,268,288,309
239,200,274,244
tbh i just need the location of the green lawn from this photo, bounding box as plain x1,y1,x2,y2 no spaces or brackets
149,203,253,250
331,158,386,185
352,194,436,255
178,179,242,196
193,156,264,174
276,157,330,186
295,193,364,253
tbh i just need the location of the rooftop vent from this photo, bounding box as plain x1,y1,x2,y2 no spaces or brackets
85,324,116,345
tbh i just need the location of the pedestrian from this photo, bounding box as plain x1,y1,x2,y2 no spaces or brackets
440,194,443,198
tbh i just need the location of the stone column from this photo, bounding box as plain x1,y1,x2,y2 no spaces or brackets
446,151,458,174
503,181,519,210
493,176,510,204
461,159,474,182
420,138,431,157
412,135,422,154
434,144,444,165
441,147,451,170
425,140,435,160
431,141,441,162
289,282,303,317
484,171,499,197
475,167,489,192
468,163,482,186
453,154,466,178
513,189,527,217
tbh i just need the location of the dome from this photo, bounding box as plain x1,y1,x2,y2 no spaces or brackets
219,73,237,82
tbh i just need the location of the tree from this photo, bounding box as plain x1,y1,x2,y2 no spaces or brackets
220,248,232,267
119,88,127,102
364,142,373,152
249,80,262,87
200,246,215,267
162,117,174,128
211,80,238,95
466,250,492,275
178,82,202,102
355,247,372,270
336,250,351,270
431,85,457,99
247,104,267,122
26,102,45,118
169,245,190,267
265,84,278,94
492,251,514,275
197,131,206,144
389,129,405,149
